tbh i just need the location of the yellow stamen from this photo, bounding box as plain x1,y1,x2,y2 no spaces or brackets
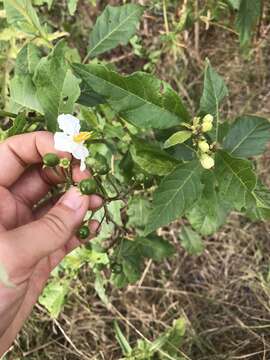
73,132,93,143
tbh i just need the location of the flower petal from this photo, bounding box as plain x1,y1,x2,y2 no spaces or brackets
80,160,86,172
57,114,80,136
54,132,74,153
72,144,89,160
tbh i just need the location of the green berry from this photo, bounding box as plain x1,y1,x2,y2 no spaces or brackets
77,225,90,240
43,153,60,167
111,262,123,274
79,178,97,195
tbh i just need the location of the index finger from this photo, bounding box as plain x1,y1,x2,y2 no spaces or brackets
0,131,70,187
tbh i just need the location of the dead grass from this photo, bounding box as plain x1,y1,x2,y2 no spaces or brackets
4,1,270,359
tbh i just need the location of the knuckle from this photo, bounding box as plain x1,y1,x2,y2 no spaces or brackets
41,212,71,239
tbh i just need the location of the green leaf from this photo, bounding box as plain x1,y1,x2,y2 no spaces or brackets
223,115,270,158
145,161,203,235
187,173,231,236
67,0,78,15
152,318,186,357
179,226,204,255
252,180,270,209
72,63,190,129
236,0,261,47
127,196,152,233
10,44,43,113
138,235,175,261
34,41,81,131
200,60,228,116
130,138,179,176
215,151,257,211
87,4,143,59
39,279,69,318
112,236,173,288
114,321,132,356
7,113,28,137
164,130,192,149
227,0,241,9
4,0,45,36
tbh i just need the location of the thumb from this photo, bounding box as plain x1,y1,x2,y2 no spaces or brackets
3,187,89,268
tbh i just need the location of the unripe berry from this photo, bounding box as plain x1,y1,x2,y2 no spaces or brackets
76,225,90,240
198,140,210,153
43,153,60,167
79,178,97,195
200,153,215,169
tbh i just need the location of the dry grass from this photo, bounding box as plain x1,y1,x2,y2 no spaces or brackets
4,1,270,359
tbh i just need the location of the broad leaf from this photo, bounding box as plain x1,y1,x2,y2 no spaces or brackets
34,41,81,131
10,43,43,113
72,63,190,129
4,0,45,36
227,0,240,9
215,151,257,210
112,236,174,288
179,226,204,255
223,115,270,158
7,113,28,137
138,235,175,261
87,4,143,59
236,0,261,47
39,279,69,318
252,181,270,209
130,138,179,176
127,196,152,233
164,130,192,149
67,0,78,15
145,161,203,235
200,60,228,116
187,173,231,236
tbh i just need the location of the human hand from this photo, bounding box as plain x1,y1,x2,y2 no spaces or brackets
0,132,103,356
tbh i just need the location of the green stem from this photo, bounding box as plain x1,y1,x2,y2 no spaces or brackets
0,110,17,118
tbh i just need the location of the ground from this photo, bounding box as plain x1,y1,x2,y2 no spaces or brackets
4,0,270,359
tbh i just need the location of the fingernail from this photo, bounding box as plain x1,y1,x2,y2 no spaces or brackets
60,187,85,210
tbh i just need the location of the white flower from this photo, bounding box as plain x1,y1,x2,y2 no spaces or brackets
54,114,92,171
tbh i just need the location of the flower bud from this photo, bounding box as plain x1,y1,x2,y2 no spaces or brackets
198,140,210,153
202,114,214,132
43,153,60,167
200,153,215,169
59,158,71,169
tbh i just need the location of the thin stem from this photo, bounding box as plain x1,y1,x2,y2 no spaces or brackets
0,110,17,118
162,0,170,35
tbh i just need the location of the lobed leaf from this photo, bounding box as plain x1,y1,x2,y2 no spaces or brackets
236,0,261,47
200,60,228,116
4,0,45,36
187,173,231,236
34,41,81,131
144,161,203,235
10,43,43,113
72,63,190,129
223,115,270,158
87,4,143,59
179,226,204,255
215,150,257,211
130,138,179,176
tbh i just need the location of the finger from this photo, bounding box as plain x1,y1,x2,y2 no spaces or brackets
0,131,69,187
10,163,91,209
0,187,90,277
